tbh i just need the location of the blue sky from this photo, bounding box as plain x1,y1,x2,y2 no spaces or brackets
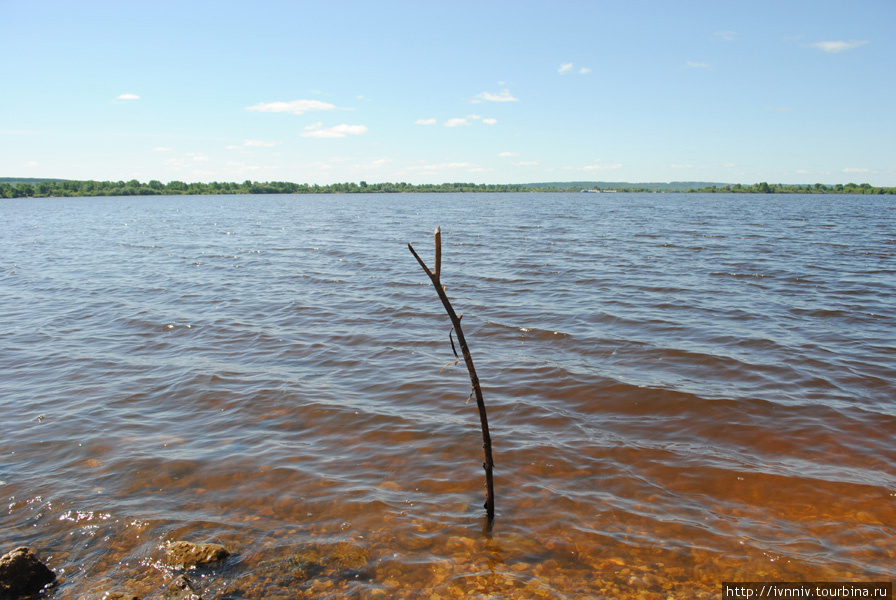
3,0,894,186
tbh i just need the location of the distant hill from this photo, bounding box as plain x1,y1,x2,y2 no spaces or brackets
520,181,730,191
0,177,70,184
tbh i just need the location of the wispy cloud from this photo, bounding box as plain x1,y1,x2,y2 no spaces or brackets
686,61,711,69
406,161,481,172
843,167,870,173
444,115,497,127
164,152,212,172
714,30,738,42
361,158,390,169
811,40,869,53
473,89,519,103
243,139,279,147
116,93,140,101
414,118,437,125
498,152,519,157
317,157,391,174
559,63,590,75
584,161,622,171
246,99,336,115
153,147,173,152
225,162,262,172
300,123,367,138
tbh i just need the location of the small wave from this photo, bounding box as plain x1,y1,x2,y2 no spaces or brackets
710,271,773,278
486,320,571,340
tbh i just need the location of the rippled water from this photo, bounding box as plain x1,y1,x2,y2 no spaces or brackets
1,193,894,599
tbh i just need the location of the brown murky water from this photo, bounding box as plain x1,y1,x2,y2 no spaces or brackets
2,193,894,598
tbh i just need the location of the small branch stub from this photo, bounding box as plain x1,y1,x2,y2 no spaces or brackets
409,228,495,521
434,226,442,279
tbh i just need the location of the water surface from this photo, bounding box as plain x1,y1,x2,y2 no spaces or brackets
1,193,894,598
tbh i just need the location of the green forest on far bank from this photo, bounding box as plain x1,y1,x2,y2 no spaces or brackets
1,178,894,198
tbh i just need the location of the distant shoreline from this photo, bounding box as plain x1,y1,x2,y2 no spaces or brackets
2,178,894,198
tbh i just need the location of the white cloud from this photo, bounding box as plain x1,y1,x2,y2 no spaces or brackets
24,160,39,168
444,115,496,127
843,167,870,173
406,162,479,172
116,93,140,100
517,161,539,166
327,157,391,173
811,40,869,53
498,152,519,157
246,99,336,115
243,139,279,147
414,118,437,125
300,123,368,138
559,63,590,75
153,147,173,152
686,61,711,69
225,161,263,173
584,161,623,171
163,153,211,172
473,89,519,103
221,162,280,179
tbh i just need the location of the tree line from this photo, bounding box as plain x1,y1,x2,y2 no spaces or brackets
1,178,893,198
684,182,894,195
0,179,576,198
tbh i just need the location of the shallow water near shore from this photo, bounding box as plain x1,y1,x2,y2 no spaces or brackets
1,192,894,598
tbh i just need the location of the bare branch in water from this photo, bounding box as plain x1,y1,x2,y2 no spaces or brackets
408,227,495,521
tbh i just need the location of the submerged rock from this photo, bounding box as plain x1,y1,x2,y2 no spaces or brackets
323,542,368,571
164,541,231,569
165,575,202,600
0,547,56,598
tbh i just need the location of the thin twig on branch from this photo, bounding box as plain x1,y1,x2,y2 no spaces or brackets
409,227,495,521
